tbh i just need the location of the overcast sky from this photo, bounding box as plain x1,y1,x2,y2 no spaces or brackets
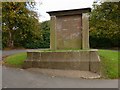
35,0,97,22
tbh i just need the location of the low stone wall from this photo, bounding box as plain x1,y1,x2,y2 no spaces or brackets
23,49,100,74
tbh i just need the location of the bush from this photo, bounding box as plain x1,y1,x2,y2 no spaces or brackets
90,35,112,48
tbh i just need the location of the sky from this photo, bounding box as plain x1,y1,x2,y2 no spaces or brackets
35,0,97,22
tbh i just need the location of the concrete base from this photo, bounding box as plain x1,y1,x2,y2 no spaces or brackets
23,49,101,74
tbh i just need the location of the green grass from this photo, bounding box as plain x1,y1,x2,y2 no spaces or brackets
98,50,119,79
4,52,27,68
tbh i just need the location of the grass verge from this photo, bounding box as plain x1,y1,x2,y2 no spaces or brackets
98,50,119,79
4,52,27,68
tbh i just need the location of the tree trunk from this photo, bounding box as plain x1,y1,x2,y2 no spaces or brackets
8,30,14,48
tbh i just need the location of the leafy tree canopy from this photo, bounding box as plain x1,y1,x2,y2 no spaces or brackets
89,2,119,48
2,2,41,48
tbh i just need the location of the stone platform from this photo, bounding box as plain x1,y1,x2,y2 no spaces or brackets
23,49,100,74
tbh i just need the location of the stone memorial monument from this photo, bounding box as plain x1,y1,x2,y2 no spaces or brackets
24,8,100,74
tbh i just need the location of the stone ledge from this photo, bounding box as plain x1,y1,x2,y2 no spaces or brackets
27,49,98,52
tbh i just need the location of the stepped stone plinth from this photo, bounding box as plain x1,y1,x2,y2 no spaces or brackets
23,8,101,74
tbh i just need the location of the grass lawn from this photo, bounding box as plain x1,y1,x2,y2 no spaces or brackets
4,52,27,68
4,49,119,79
98,50,119,79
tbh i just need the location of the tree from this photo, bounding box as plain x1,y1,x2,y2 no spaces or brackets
22,21,50,49
40,21,50,48
2,2,41,48
89,2,120,48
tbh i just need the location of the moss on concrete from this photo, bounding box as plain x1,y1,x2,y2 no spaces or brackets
30,49,93,52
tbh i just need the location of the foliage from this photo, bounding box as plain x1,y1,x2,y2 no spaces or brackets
24,21,50,49
2,2,41,48
98,50,119,78
2,2,50,49
40,21,50,48
89,2,120,48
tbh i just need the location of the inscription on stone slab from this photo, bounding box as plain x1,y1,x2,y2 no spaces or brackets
56,15,82,49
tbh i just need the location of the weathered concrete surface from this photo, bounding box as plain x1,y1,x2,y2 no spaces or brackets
56,15,82,49
90,51,101,74
82,13,89,49
2,66,118,88
24,61,90,71
27,68,100,79
50,16,56,50
23,50,100,74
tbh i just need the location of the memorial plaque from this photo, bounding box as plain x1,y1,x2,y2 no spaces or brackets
56,15,82,49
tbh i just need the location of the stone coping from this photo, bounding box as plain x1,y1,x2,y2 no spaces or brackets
47,8,91,16
27,49,98,53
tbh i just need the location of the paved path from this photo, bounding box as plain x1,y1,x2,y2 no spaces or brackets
2,49,119,88
2,49,47,58
2,49,27,57
2,66,118,88
2,49,42,60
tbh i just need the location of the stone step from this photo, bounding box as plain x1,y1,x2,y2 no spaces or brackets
23,50,101,74
23,60,100,74
26,68,101,79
